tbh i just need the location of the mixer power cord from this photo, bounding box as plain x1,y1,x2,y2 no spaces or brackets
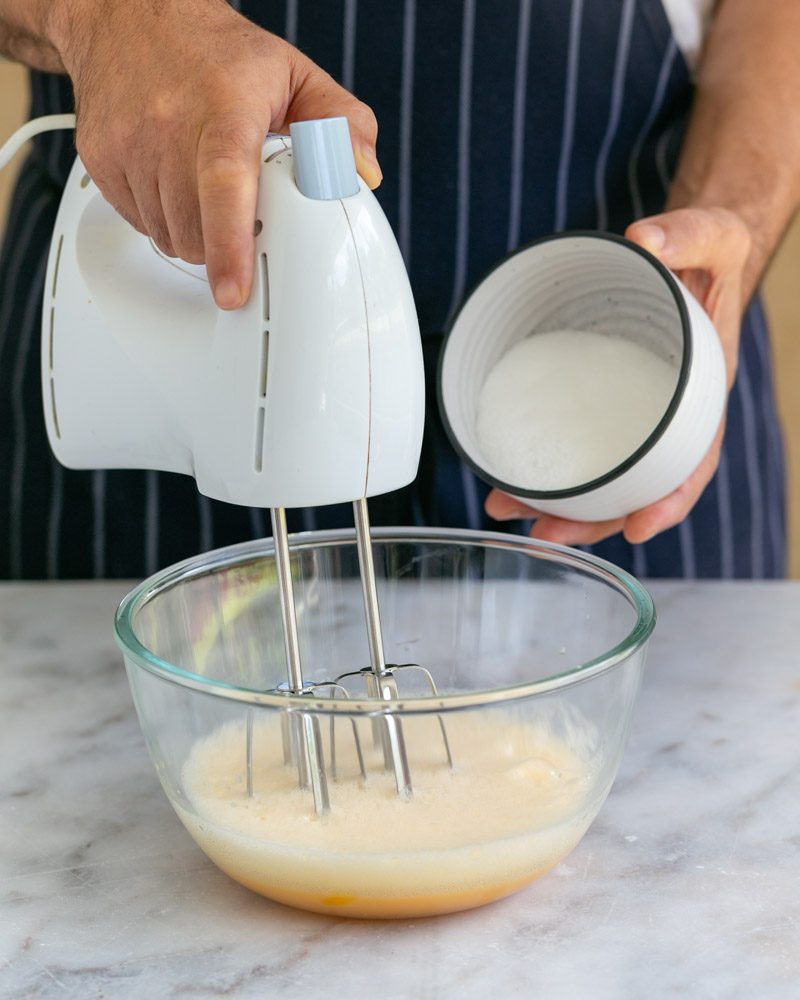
0,114,77,171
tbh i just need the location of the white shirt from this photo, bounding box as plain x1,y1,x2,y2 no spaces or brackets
660,0,717,69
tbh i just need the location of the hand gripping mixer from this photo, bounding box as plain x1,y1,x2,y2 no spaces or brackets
0,114,453,814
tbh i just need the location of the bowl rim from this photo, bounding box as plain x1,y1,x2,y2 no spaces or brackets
114,526,655,713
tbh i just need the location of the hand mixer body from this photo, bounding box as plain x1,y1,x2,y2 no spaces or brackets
36,116,440,815
41,133,424,508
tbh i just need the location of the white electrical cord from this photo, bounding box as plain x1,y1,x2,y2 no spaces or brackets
0,113,77,171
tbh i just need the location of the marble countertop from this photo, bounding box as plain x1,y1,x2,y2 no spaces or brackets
1,581,799,999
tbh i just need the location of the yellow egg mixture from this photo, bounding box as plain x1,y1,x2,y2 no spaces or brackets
176,711,601,918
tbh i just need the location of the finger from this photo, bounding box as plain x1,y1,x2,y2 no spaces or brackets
75,153,147,237
626,207,751,273
197,113,264,309
485,489,538,521
159,154,204,264
623,418,725,544
286,59,382,189
105,173,148,237
126,168,176,257
529,515,626,546
485,490,627,545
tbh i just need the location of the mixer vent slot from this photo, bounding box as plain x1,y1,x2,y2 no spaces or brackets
51,234,64,299
259,330,269,398
254,406,266,473
260,252,270,322
49,378,61,439
48,307,55,370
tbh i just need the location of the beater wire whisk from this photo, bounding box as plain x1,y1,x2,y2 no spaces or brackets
245,501,454,813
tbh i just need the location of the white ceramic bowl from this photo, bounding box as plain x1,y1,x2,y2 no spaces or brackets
439,232,726,521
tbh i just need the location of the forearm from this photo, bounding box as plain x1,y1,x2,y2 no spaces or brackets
0,0,68,72
669,0,800,300
0,1,238,84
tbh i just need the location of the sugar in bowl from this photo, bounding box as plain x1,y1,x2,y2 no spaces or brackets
439,231,726,521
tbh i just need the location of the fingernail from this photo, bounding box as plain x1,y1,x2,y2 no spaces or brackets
633,223,666,254
354,147,383,189
215,278,242,310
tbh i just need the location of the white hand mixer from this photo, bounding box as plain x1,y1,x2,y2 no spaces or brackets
0,114,453,814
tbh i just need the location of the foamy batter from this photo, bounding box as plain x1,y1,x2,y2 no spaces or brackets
176,711,603,918
476,329,677,490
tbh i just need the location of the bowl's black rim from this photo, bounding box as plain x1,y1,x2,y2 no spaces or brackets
437,230,692,500
114,527,656,713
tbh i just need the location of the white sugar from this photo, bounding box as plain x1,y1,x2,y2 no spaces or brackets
476,330,677,491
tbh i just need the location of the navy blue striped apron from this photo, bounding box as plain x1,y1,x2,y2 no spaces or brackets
0,0,786,579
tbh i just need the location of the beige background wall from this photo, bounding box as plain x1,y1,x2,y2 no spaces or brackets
763,231,800,577
1,61,799,575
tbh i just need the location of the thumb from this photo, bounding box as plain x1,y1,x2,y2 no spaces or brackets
626,207,751,272
286,59,382,189
627,207,748,387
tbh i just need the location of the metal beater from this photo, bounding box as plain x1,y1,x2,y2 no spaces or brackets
246,498,453,814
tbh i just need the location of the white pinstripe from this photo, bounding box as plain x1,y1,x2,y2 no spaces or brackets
506,0,532,251
594,0,636,232
732,359,765,577
411,488,425,528
712,377,735,572
627,39,677,220
678,516,696,579
285,0,298,45
342,0,358,92
750,309,785,573
0,170,41,351
654,124,675,196
248,506,263,539
715,449,735,578
443,0,476,329
145,470,159,575
9,246,49,578
554,0,583,232
92,471,106,578
302,507,317,531
199,494,214,551
398,0,417,265
447,0,480,527
460,462,481,531
632,540,648,579
47,460,64,579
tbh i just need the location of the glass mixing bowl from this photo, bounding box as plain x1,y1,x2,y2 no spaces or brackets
116,527,654,919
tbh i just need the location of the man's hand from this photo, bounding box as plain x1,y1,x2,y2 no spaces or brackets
50,0,381,309
485,207,751,546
